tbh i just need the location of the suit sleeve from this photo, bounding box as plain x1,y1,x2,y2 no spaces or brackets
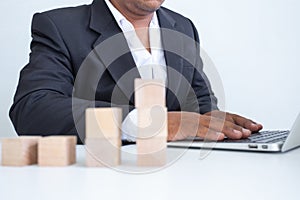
185,20,219,114
9,13,133,143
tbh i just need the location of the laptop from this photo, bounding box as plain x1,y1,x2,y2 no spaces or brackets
168,113,300,152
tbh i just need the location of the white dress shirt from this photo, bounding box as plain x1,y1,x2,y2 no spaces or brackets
104,0,167,141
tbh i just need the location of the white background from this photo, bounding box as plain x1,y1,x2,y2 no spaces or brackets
1,0,299,138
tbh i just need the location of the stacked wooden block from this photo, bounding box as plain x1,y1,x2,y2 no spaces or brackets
1,136,77,167
85,108,122,167
135,79,168,166
2,80,168,168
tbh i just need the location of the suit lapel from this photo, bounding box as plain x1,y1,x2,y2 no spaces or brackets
88,1,185,108
89,0,140,104
157,9,185,110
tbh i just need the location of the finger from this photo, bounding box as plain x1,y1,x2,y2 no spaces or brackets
197,126,225,141
232,114,263,132
200,115,251,139
222,122,251,139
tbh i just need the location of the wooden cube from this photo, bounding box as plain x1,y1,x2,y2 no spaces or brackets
85,108,122,139
38,136,77,167
137,106,168,139
134,79,166,108
85,138,121,167
137,137,167,166
1,136,40,166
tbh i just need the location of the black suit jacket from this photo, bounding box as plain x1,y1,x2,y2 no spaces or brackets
9,0,218,143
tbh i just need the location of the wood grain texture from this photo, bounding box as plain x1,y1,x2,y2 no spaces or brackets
1,136,40,166
38,136,77,167
137,107,168,138
85,108,122,139
85,138,121,167
134,79,166,108
137,137,167,166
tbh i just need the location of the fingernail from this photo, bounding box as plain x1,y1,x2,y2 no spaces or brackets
251,123,258,128
233,130,242,135
242,128,251,134
216,132,225,140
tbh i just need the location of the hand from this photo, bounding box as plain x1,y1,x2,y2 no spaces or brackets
167,110,263,141
204,110,263,133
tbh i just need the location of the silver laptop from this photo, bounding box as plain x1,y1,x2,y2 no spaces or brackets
168,113,300,152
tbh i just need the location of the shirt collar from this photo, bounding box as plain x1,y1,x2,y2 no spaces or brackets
104,0,160,29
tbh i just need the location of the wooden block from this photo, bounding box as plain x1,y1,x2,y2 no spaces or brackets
38,136,77,167
1,136,40,166
137,106,168,139
134,79,166,108
85,108,122,139
137,137,167,166
85,138,121,167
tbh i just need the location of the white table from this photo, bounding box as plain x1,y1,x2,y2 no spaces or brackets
0,144,299,200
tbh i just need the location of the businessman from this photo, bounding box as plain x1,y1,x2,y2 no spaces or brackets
9,0,263,143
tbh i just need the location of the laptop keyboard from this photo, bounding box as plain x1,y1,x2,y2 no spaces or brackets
223,130,289,143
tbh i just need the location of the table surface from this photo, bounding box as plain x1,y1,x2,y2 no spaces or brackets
0,143,299,200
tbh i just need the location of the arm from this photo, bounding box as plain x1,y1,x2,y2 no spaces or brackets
9,13,133,143
167,19,262,141
179,19,218,114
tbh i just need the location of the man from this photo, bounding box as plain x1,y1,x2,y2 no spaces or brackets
9,0,263,144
